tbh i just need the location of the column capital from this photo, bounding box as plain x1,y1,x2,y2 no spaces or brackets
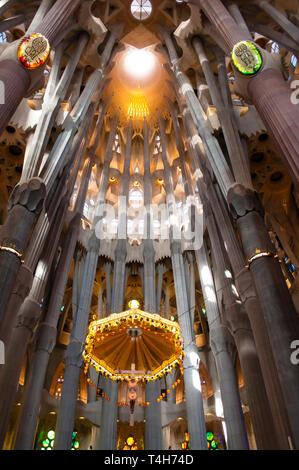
15,296,41,333
227,183,264,219
65,339,84,368
210,324,236,357
34,322,57,354
7,177,46,214
234,267,257,303
11,264,33,299
225,303,252,335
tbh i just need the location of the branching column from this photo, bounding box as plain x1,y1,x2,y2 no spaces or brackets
0,0,83,135
13,102,107,450
53,113,119,450
190,0,299,189
227,184,299,449
158,113,207,450
195,241,249,449
99,120,132,451
175,61,297,448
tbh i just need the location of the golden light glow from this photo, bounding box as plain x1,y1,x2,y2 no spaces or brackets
128,92,149,119
128,299,140,309
157,178,165,186
124,48,155,79
127,436,134,447
109,176,117,184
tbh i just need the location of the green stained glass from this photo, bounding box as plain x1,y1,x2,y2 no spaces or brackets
42,439,49,447
47,430,55,440
232,41,262,75
206,432,214,441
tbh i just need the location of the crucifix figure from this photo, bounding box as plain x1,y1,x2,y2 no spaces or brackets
128,363,138,427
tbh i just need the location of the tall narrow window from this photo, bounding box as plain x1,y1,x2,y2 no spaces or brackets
153,134,162,155
113,133,121,153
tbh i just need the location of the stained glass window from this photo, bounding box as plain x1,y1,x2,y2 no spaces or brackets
123,436,138,450
181,431,220,450
291,54,298,69
130,0,152,21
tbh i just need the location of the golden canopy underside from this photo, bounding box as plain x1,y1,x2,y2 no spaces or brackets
83,309,183,381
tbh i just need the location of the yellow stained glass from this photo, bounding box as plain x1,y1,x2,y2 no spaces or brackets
128,93,149,119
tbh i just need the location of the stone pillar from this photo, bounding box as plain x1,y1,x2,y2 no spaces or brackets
156,263,165,313
158,113,207,450
190,0,299,190
204,197,283,449
0,179,46,327
254,0,299,44
103,262,112,316
181,90,293,449
142,119,163,449
228,184,299,449
164,284,170,319
53,113,119,450
26,0,55,34
227,2,252,38
192,37,252,188
21,32,89,181
0,44,111,330
0,194,69,448
195,242,249,449
0,0,83,135
0,97,99,348
13,105,106,449
158,25,234,198
100,120,132,451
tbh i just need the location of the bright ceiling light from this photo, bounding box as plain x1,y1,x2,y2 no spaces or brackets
124,48,156,79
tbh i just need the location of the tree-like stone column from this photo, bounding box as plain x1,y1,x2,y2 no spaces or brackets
195,241,249,449
0,178,46,326
167,99,249,447
0,0,83,135
99,120,132,451
254,0,299,44
13,101,107,450
228,184,299,449
158,113,207,450
188,0,299,190
143,119,163,450
175,65,295,449
192,37,252,189
204,198,280,449
0,193,69,448
53,113,119,450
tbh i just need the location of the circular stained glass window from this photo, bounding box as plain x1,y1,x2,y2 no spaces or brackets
131,0,152,21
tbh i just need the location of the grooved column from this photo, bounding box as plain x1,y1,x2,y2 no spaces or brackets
195,242,249,449
13,101,107,450
100,120,132,451
54,114,119,450
190,0,299,190
143,119,163,450
158,113,207,450
228,184,299,449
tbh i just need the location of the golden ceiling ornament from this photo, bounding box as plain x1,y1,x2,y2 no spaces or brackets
18,33,50,69
83,306,184,383
128,90,149,119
